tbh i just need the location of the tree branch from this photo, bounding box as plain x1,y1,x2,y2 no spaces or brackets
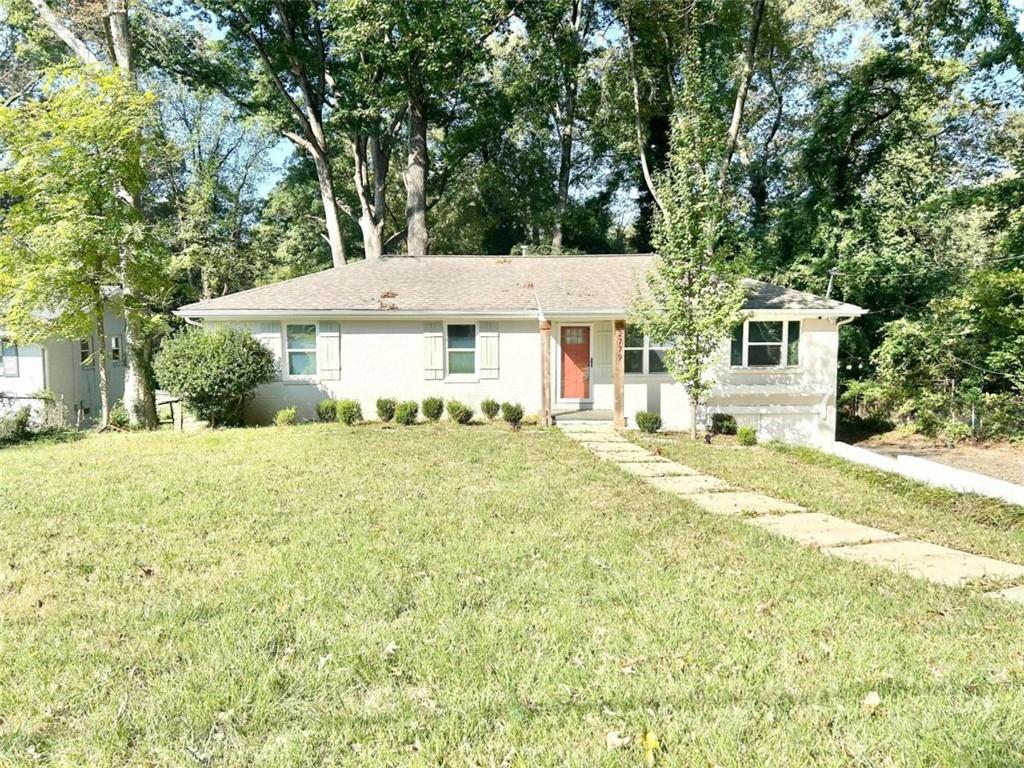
625,19,665,216
29,0,100,65
717,0,767,196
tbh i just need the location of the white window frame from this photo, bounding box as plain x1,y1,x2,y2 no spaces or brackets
110,334,123,364
732,319,801,368
444,321,478,381
283,322,318,381
624,324,672,376
80,337,94,367
0,337,15,376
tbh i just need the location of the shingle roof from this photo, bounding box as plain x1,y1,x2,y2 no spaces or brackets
175,255,866,317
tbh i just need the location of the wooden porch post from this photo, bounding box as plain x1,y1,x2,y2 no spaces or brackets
540,319,552,426
613,319,625,428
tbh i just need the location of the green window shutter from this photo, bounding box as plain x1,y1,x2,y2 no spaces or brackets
479,322,499,379
424,322,444,380
2,340,18,377
318,322,341,380
787,320,801,366
730,324,744,366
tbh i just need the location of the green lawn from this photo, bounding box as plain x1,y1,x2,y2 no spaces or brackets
631,432,1024,566
2,424,1023,766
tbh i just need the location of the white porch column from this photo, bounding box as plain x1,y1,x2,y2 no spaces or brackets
540,319,552,426
613,319,625,428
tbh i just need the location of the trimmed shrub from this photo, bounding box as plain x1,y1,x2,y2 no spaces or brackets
422,396,444,421
480,398,500,421
376,397,397,422
153,327,275,427
501,401,524,430
316,399,337,422
446,400,474,424
335,399,362,426
274,407,297,426
635,411,662,434
109,400,130,429
395,400,419,425
711,413,737,435
737,425,757,446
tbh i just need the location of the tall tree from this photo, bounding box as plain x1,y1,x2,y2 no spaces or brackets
16,0,164,427
0,70,166,425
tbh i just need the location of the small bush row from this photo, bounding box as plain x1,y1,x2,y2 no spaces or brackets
279,397,527,428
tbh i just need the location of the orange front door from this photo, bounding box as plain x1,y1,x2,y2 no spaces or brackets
560,326,591,399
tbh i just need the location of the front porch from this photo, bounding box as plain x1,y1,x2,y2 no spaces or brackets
551,408,614,424
540,318,625,428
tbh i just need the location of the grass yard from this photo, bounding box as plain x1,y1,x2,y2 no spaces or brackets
632,433,1024,566
2,424,1024,766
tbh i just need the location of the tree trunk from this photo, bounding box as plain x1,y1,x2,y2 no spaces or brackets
94,307,110,426
552,99,574,254
689,397,698,441
405,84,428,256
311,147,347,267
717,0,767,195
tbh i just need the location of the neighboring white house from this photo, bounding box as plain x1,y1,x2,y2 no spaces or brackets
0,308,128,425
175,254,867,446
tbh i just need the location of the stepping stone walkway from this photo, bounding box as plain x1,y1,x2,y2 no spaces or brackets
560,423,1024,604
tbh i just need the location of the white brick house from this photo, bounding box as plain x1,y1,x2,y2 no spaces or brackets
175,254,866,446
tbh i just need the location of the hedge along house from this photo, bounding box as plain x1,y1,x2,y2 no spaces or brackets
175,254,867,446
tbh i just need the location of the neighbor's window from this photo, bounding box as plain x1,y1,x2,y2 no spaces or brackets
731,320,801,367
286,324,317,376
110,335,123,363
447,324,476,374
80,337,94,367
0,338,15,375
624,324,672,375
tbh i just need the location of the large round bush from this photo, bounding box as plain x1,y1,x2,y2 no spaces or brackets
154,327,276,427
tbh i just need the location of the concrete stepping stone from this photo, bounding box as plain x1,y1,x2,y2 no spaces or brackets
563,431,626,443
646,474,729,495
749,512,898,546
986,585,1024,605
682,492,805,517
615,461,696,478
580,440,645,451
823,540,1024,587
593,450,678,464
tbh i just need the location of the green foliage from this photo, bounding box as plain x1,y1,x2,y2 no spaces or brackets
0,407,33,443
395,400,419,426
422,397,444,421
0,67,168,344
109,401,131,430
939,420,972,446
631,58,745,434
737,426,758,446
335,399,363,426
274,407,297,427
317,399,338,422
376,398,397,422
635,411,662,433
480,398,500,420
446,400,474,425
501,402,524,430
711,414,737,435
153,327,275,427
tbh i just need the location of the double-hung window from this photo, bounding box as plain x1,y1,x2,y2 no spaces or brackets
624,324,671,375
0,338,16,376
80,337,94,367
446,324,476,375
285,324,317,377
731,320,801,367
110,335,123,363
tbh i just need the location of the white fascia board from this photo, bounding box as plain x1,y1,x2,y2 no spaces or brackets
173,308,630,320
